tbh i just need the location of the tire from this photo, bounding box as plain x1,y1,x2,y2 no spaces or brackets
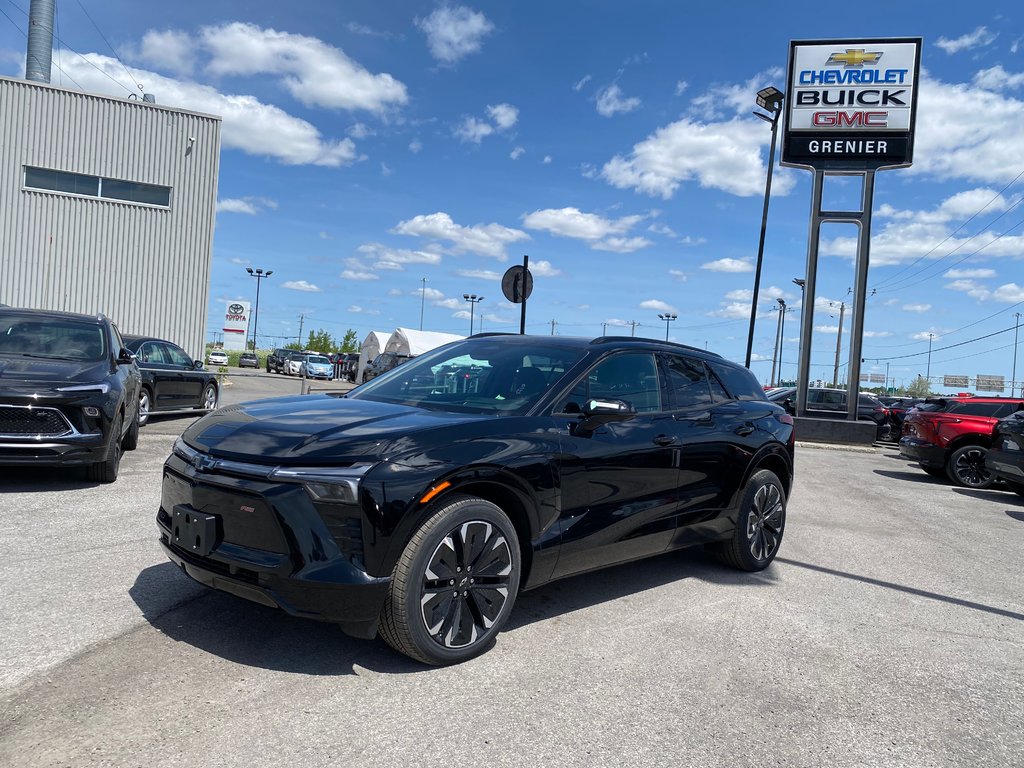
920,464,946,479
122,403,140,451
717,469,786,572
946,445,993,488
137,387,152,427
379,495,522,665
201,383,218,411
86,412,123,483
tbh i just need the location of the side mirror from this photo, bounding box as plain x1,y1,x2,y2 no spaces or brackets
782,397,795,414
116,348,135,365
576,398,637,434
194,360,204,370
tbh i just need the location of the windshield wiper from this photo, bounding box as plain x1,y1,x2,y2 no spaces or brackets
11,353,84,361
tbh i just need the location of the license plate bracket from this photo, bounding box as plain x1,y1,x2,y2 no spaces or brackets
168,506,219,557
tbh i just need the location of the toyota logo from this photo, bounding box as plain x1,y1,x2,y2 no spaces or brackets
228,303,245,314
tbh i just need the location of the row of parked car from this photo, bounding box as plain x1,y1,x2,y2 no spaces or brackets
265,348,359,381
0,306,221,483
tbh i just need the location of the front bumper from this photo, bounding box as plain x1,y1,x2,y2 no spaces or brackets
899,437,945,467
158,458,390,638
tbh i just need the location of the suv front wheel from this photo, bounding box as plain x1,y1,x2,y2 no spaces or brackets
946,445,994,488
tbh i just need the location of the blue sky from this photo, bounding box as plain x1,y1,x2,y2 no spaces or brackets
2,1,1024,393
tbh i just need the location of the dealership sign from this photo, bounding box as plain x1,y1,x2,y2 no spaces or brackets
222,301,250,351
782,37,921,170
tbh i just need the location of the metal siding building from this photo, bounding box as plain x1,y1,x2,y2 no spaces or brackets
0,76,221,360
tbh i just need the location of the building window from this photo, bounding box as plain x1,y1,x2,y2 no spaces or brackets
23,166,171,208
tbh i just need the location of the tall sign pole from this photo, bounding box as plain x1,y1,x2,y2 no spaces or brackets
501,256,534,335
520,255,529,335
782,37,921,420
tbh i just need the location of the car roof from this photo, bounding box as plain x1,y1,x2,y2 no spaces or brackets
0,307,106,324
123,334,184,348
467,332,725,360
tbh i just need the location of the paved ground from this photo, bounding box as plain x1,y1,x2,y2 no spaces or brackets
1,374,1022,767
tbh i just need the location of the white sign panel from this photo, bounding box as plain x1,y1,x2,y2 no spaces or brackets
783,37,921,170
975,375,1005,393
222,301,250,351
944,375,969,388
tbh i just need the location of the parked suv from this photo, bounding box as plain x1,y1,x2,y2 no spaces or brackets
987,409,1024,496
0,307,141,482
158,334,795,665
767,386,890,440
267,348,292,374
363,351,412,383
899,397,1024,487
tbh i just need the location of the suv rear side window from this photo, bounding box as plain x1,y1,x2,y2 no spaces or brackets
950,402,1009,418
706,361,766,401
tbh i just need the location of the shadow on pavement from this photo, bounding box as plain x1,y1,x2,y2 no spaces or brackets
1007,510,1024,523
872,468,948,484
951,486,1023,505
130,547,780,674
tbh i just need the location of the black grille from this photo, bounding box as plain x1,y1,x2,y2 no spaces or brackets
0,406,72,436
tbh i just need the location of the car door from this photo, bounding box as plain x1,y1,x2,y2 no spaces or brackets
551,351,682,578
662,354,759,544
164,342,205,406
137,341,178,410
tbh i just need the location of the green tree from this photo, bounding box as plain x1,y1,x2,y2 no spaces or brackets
339,329,359,352
305,328,335,352
906,375,931,398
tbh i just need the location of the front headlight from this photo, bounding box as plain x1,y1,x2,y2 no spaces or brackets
269,464,374,503
57,381,111,394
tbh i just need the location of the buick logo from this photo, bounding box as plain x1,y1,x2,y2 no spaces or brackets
228,303,245,315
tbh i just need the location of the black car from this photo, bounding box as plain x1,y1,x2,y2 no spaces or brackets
979,408,1024,496
767,386,891,440
123,336,219,426
0,307,141,482
158,335,795,665
267,348,292,374
362,351,412,383
238,352,259,369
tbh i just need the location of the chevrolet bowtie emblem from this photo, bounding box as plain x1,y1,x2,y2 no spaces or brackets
827,49,883,67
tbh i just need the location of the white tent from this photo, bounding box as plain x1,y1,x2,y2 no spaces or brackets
355,330,390,385
384,328,464,357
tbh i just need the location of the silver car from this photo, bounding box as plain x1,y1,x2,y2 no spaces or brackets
301,354,333,380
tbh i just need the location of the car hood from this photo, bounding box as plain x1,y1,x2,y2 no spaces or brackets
0,355,111,388
182,394,486,463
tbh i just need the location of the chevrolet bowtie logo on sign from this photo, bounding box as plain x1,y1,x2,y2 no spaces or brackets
826,49,883,67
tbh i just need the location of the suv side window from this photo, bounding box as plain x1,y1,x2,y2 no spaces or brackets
951,401,1004,418
664,355,712,409
706,361,765,401
558,352,661,414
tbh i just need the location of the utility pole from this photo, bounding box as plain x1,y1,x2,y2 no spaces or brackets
926,332,934,380
629,320,638,337
770,304,783,387
602,322,607,336
1013,313,1021,397
419,277,427,331
832,302,845,387
297,314,305,347
550,319,557,335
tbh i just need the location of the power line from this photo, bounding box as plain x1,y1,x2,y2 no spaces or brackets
867,325,1015,362
73,0,143,97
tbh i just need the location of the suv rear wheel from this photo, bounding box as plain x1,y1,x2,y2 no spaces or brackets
946,444,993,488
716,469,786,572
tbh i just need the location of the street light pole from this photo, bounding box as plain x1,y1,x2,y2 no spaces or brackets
419,277,427,331
744,86,784,368
926,332,934,380
771,299,787,387
463,293,483,335
1012,313,1021,396
245,267,273,353
658,312,677,341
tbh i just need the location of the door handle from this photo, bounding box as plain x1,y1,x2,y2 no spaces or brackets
734,423,755,437
653,435,677,446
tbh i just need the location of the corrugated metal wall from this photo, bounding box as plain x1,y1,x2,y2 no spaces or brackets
0,76,221,360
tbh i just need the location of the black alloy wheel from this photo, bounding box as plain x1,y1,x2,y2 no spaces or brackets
946,445,993,488
717,469,786,572
379,495,521,665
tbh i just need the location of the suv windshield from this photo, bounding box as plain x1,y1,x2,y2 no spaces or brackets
0,311,108,361
351,339,585,414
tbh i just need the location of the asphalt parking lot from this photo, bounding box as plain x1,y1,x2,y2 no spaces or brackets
1,372,1022,767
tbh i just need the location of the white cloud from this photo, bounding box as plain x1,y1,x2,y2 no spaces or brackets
936,26,997,54
456,269,502,280
592,236,652,253
648,223,677,237
944,268,996,279
341,267,379,281
380,162,393,176
282,280,322,292
993,283,1024,302
417,5,493,64
669,269,687,282
725,288,752,301
57,52,358,167
409,139,423,153
388,288,403,296
455,116,494,143
217,198,259,214
510,146,525,160
393,212,529,260
912,330,945,341
701,258,753,273
487,103,519,130
815,325,839,334
523,207,643,240
863,331,894,338
347,305,364,312
573,75,592,92
529,260,561,277
596,84,641,117
973,66,1024,91
902,303,932,312
639,299,675,312
602,116,794,199
201,22,407,113
708,302,754,319
134,29,194,75
348,123,373,139
675,80,688,96
542,155,552,164
356,242,442,271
